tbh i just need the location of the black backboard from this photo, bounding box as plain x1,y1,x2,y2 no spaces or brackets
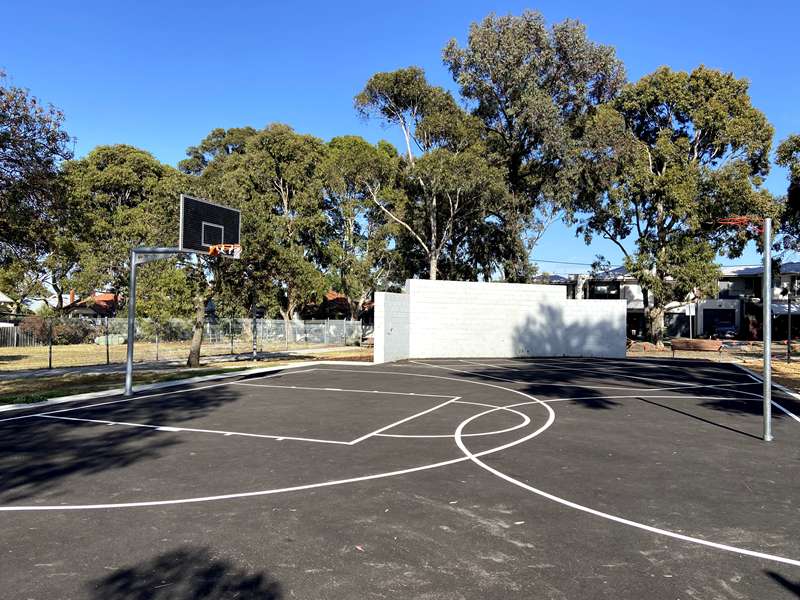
179,195,241,255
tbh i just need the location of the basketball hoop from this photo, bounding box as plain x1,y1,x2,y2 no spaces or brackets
717,215,764,234
717,213,775,441
208,243,242,259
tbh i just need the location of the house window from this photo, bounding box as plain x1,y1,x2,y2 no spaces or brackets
588,282,621,299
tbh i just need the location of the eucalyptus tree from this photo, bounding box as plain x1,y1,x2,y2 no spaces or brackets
443,11,626,280
355,69,507,280
573,66,778,344
354,67,432,165
186,124,329,323
776,134,800,250
322,136,398,318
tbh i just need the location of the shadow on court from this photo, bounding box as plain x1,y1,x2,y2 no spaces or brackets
86,546,282,599
766,571,800,598
639,397,763,440
0,385,247,503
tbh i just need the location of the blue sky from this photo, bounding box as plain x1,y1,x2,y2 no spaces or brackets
3,0,797,274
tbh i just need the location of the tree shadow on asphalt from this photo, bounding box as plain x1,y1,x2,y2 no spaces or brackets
765,571,800,598
86,546,282,599
0,383,256,503
700,397,789,419
639,397,763,440
452,307,788,419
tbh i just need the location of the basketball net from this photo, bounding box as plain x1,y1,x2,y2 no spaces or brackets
208,243,242,259
717,216,764,235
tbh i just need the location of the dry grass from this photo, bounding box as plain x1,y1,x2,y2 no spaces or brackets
738,358,800,392
0,347,373,405
0,340,362,371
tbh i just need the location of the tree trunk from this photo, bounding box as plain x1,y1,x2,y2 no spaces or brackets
429,253,438,280
648,305,666,349
279,305,295,344
348,300,359,321
186,294,206,367
641,287,651,342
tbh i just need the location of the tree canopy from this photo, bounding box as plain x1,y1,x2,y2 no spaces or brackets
573,66,778,343
443,11,627,280
0,71,73,264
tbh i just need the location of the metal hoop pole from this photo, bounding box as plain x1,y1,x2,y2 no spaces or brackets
763,218,773,441
125,249,138,397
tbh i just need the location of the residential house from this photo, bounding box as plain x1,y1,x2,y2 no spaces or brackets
65,292,121,319
574,263,800,340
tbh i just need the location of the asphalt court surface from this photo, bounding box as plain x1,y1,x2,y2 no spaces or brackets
1,357,799,599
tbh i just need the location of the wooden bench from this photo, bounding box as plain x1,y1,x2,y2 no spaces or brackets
670,337,723,359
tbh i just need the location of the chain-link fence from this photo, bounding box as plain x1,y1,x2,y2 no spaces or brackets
0,317,364,372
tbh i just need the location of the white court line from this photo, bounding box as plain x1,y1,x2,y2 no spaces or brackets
414,361,800,568
440,359,669,392
451,397,800,569
0,369,555,511
5,363,800,570
499,356,733,372
539,395,768,404
231,382,452,398
460,359,701,388
376,400,531,439
35,384,462,446
0,370,315,424
733,366,800,425
348,397,460,444
37,414,351,445
457,359,765,398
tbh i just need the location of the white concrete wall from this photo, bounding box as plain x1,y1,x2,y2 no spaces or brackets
375,279,627,362
374,292,410,363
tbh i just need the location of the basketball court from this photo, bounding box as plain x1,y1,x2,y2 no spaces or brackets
1,358,799,598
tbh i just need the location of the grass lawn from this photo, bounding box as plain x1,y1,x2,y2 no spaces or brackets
0,339,357,371
0,347,372,405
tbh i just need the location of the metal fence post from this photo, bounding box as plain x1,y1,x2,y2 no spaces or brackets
251,315,257,360
788,293,792,364
229,318,234,355
125,249,138,397
156,328,160,362
48,319,53,369
105,316,110,365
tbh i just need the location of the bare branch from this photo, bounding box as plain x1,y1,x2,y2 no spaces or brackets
365,182,430,254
